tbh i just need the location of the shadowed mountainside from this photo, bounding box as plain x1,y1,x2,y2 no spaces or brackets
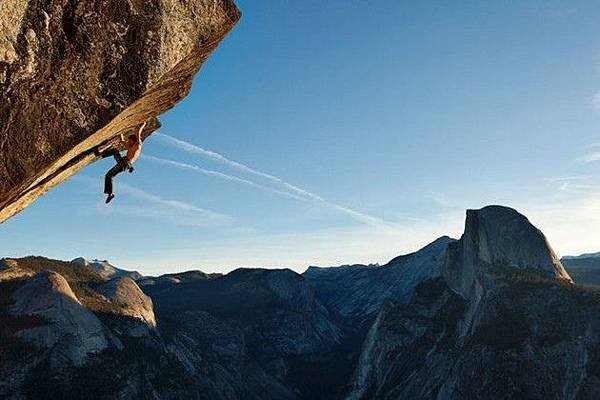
562,256,600,287
2,206,600,400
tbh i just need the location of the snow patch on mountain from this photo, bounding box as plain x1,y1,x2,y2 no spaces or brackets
71,257,143,281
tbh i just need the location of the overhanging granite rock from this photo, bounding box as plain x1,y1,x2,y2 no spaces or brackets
0,0,240,223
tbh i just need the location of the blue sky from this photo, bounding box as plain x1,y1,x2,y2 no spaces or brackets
3,0,600,275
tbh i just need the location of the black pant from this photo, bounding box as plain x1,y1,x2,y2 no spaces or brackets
103,149,130,195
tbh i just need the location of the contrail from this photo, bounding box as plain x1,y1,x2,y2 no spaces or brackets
154,133,394,229
155,133,283,182
142,155,305,201
156,133,335,201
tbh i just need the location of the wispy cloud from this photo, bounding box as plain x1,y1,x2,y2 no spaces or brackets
522,189,600,258
117,183,229,222
154,133,394,229
431,192,460,208
545,176,592,182
579,152,600,164
576,143,600,164
72,176,230,227
593,91,600,112
544,176,594,192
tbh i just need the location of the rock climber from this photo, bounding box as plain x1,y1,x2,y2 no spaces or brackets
98,121,147,204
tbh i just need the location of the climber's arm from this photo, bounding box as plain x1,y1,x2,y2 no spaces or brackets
136,121,147,143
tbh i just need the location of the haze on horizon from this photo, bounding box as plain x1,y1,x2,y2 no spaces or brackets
2,0,600,276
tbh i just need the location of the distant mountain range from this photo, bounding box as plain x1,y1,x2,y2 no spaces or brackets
561,252,600,287
70,257,143,281
562,252,600,260
2,206,600,399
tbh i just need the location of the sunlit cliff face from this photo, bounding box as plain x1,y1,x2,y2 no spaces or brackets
0,0,240,224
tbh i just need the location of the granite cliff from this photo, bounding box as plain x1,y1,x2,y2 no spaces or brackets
0,0,240,223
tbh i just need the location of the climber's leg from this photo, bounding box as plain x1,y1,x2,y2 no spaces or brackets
110,150,135,173
104,162,127,203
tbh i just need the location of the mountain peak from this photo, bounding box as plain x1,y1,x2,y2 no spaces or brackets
563,251,600,260
387,235,456,265
443,205,572,299
71,257,142,281
465,206,569,277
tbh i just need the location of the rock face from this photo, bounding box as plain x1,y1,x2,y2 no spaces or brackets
143,268,342,399
2,206,600,400
0,258,34,281
9,270,108,366
0,0,240,223
304,236,454,319
97,276,156,329
443,205,572,300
